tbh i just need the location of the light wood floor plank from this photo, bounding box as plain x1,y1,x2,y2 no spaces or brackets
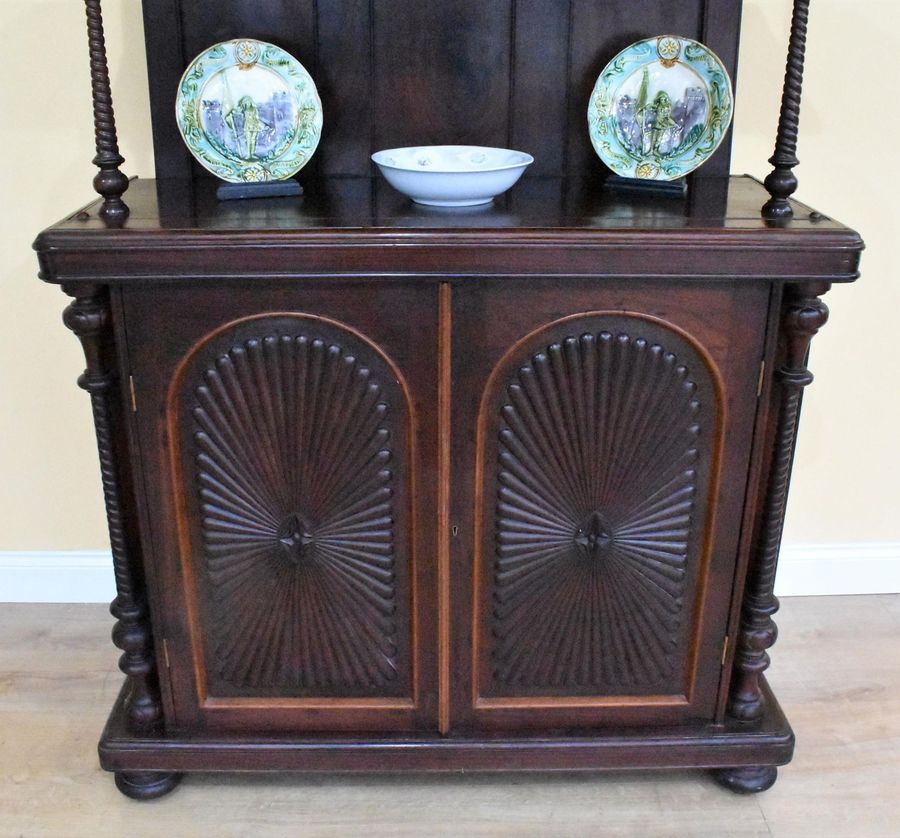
0,597,897,837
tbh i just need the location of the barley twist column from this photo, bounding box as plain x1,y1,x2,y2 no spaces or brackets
84,0,130,221
762,0,810,219
62,287,161,729
727,281,830,721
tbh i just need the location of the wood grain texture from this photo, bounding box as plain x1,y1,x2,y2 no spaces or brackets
509,0,570,175
34,178,864,286
373,0,512,153
700,0,745,179
317,0,371,175
141,0,188,178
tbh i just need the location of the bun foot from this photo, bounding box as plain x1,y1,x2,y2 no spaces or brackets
114,770,182,800
711,765,778,794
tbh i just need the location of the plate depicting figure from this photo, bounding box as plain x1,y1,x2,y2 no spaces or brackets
587,36,733,181
175,39,322,183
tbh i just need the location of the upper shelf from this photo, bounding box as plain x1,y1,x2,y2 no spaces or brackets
142,0,744,180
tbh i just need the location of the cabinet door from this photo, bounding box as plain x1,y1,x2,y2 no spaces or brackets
121,280,439,733
450,279,770,731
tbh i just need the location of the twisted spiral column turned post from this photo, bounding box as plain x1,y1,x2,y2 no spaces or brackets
762,0,810,219
727,281,830,722
62,287,162,730
84,0,129,221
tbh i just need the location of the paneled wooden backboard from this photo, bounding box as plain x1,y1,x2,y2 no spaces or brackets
142,0,743,180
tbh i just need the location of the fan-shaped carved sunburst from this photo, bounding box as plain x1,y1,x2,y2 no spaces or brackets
491,330,705,691
188,333,399,691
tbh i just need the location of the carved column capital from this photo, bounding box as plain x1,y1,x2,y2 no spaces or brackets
62,292,108,337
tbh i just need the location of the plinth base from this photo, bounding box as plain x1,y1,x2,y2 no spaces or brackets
98,679,792,799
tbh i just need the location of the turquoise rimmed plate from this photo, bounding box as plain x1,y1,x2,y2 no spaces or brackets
587,35,733,181
175,39,322,183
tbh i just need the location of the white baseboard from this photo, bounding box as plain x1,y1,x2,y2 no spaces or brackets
0,551,116,603
0,543,898,603
773,542,900,597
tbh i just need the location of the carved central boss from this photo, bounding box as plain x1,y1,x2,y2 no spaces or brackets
277,513,316,565
573,511,614,561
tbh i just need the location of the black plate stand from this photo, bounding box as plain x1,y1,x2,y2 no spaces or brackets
216,179,303,201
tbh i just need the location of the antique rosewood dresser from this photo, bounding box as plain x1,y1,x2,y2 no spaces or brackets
34,0,863,799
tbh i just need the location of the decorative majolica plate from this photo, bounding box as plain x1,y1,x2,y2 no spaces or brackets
587,36,733,181
176,39,322,183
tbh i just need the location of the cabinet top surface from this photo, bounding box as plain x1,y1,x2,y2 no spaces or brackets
35,176,863,284
41,176,859,238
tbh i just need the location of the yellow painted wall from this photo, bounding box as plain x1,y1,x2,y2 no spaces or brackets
1,0,896,551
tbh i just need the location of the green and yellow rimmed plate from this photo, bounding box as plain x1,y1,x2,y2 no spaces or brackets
588,35,733,181
175,39,323,183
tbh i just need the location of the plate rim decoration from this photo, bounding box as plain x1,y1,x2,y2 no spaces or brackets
175,38,323,183
587,35,733,181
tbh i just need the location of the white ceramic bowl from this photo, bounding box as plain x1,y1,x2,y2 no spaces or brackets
372,145,534,207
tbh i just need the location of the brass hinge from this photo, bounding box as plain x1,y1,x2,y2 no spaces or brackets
721,635,730,667
756,360,766,398
161,638,171,670
128,374,137,413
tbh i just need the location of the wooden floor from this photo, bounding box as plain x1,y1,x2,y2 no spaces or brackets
1,596,898,837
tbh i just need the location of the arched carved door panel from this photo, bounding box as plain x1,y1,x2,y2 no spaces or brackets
480,320,721,700
170,316,414,702
121,282,440,734
450,280,770,731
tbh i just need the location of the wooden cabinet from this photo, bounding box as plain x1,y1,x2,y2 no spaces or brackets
36,176,863,799
40,0,862,800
